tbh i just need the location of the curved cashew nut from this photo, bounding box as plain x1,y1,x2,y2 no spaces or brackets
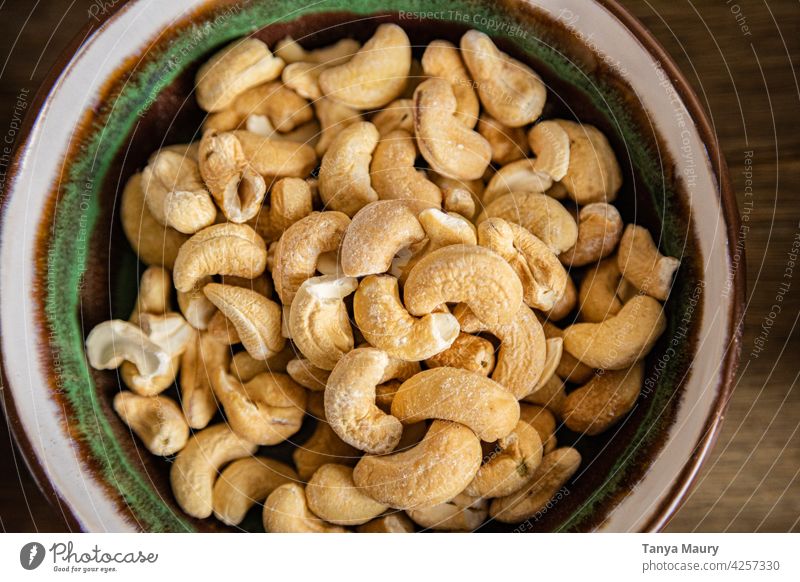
272,211,351,305
519,404,558,454
121,173,189,269
195,38,284,112
306,464,388,526
340,199,434,278
275,36,360,66
478,113,529,165
212,457,298,526
314,98,363,156
413,78,492,180
425,332,496,377
142,150,217,234
263,483,347,533
352,420,482,510
371,98,414,136
483,159,553,205
420,40,479,127
464,421,543,499
478,218,569,311
206,310,241,346
289,275,358,370
211,369,307,445
578,257,626,323
562,363,644,435
204,81,313,135
324,348,404,455
232,130,318,178
370,130,442,205
392,367,519,441
198,130,266,223
543,274,577,322
179,330,229,430
173,223,267,293
203,283,284,360
230,347,292,381
541,321,594,384
129,266,172,325
477,192,579,255
527,120,571,182
170,423,258,518
293,421,360,481
617,224,681,301
85,319,171,380
281,61,324,100
407,493,488,532
353,275,459,361
489,447,582,523
319,23,411,110
318,121,380,216
286,358,330,391
267,177,315,238
556,120,622,204
177,276,217,330
113,391,189,456
356,513,415,533
560,203,623,267
562,295,667,370
460,30,546,127
404,244,524,326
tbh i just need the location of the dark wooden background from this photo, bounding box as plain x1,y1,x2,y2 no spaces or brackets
0,0,797,532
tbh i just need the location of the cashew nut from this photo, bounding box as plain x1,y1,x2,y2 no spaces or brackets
617,224,680,301
541,321,594,384
527,120,571,182
176,277,217,330
113,391,189,456
391,368,519,442
370,130,442,205
306,464,388,525
353,420,482,510
232,130,318,179
478,113,529,165
562,295,667,369
318,121,380,216
263,483,347,533
460,30,545,127
578,257,626,323
356,513,415,533
212,457,298,526
543,274,577,322
281,62,324,101
274,36,360,66
483,159,553,205
267,177,314,237
407,493,488,531
85,319,171,381
319,24,411,110
413,78,492,180
207,310,241,346
290,275,357,370
560,203,623,267
293,421,360,481
314,98,363,156
370,98,414,136
180,330,229,429
286,358,330,391
557,120,622,204
129,266,172,325
519,404,557,454
420,40,479,127
425,333,496,377
170,423,258,519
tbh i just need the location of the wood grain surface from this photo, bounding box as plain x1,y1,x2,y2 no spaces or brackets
0,0,797,532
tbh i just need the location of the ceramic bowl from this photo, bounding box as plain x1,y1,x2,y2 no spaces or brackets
0,0,743,532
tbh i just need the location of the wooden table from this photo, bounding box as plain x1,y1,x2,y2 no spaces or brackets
0,0,797,532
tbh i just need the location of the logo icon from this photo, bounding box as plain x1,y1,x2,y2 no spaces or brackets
20,542,46,570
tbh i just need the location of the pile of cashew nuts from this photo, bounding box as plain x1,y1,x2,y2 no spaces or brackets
85,24,681,532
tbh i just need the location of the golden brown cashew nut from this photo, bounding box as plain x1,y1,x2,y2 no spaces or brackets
113,392,189,456
562,295,667,370
483,159,553,205
404,244,524,326
562,363,644,435
455,304,547,399
527,120,571,182
489,447,581,523
289,275,358,370
232,130,318,179
425,333,496,377
478,218,569,311
371,99,414,136
306,464,388,526
195,38,284,112
198,130,266,223
353,275,459,361
121,173,189,269
370,130,442,205
464,421,543,498
319,23,411,110
541,321,594,384
170,423,258,519
267,177,314,237
129,266,172,325
314,98,363,156
477,192,579,255
543,274,577,322
206,310,241,346
557,120,622,204
211,369,306,445
420,40,480,127
519,404,558,454
340,199,434,277
353,420,482,510
318,121,380,216
212,457,298,526
142,150,217,234
176,277,216,330
281,62,324,101
272,211,350,305
173,223,267,293
180,330,230,429
274,36,361,66
407,493,488,532
413,78,492,180
478,113,529,165
286,358,330,392
324,348,404,455
617,224,681,301
391,368,520,442
263,483,347,533
560,203,623,267
578,257,626,323
203,283,284,360
460,30,546,127
356,513,415,533
293,422,360,481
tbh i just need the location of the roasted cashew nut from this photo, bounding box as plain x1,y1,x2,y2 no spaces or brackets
306,464,388,526
263,483,347,533
293,422,360,482
356,513,415,533
527,120,571,182
232,130,318,179
354,275,459,361
314,98,363,155
274,36,361,66
318,121,380,216
170,424,258,519
617,224,681,301
541,320,594,384
578,257,626,323
543,274,577,322
281,61,325,101
560,203,623,267
407,493,488,532
286,358,330,392
557,120,622,204
371,98,414,136
352,420,482,510
180,330,230,429
113,391,189,456
519,404,558,454
370,129,442,205
425,332,496,377
483,159,553,205
420,40,480,127
478,113,529,165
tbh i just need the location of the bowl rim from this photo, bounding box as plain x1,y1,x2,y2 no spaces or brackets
0,0,745,532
